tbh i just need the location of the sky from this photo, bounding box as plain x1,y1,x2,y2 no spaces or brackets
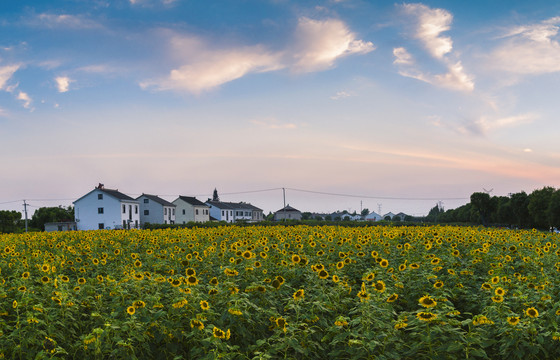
1,0,560,217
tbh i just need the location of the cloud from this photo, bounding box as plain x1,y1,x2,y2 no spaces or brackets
433,62,474,91
330,91,352,100
0,64,20,90
142,17,373,93
401,3,453,59
291,17,375,73
251,118,297,129
490,17,560,74
33,13,102,29
55,76,73,92
457,113,536,136
393,47,414,65
17,91,32,109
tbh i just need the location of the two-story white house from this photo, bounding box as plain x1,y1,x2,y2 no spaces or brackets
74,184,140,230
136,194,176,227
173,196,210,224
206,200,263,223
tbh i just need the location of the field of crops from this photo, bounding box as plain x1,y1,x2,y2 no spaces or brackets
1,225,560,359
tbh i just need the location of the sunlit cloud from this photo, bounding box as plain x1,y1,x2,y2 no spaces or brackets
401,3,453,59
55,76,73,92
291,17,374,73
0,64,20,90
392,47,414,65
490,17,560,74
141,17,373,94
32,13,102,29
251,118,298,130
17,91,32,109
458,113,537,136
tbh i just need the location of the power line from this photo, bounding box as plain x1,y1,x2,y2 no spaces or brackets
0,200,22,205
286,188,469,201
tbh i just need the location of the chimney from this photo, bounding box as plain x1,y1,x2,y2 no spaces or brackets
97,183,105,189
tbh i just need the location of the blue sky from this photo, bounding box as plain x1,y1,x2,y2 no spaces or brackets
1,0,560,216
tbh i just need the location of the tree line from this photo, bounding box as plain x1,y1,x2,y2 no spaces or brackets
0,206,74,233
425,186,560,230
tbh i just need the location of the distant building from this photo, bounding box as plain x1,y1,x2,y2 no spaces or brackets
136,194,176,226
44,222,77,232
365,211,383,221
206,200,264,223
274,205,302,221
74,184,140,230
383,212,396,220
173,196,210,224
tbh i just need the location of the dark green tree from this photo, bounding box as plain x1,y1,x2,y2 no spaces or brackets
546,189,560,228
470,192,495,226
361,208,370,216
0,210,22,233
528,187,555,229
510,192,530,228
30,206,74,231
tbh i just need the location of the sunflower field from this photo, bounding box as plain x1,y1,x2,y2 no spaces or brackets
1,225,560,359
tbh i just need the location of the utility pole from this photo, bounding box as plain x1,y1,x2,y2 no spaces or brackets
23,200,29,233
282,188,286,221
377,203,382,215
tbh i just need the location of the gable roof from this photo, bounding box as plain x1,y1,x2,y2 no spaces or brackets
206,200,262,211
176,196,208,207
274,205,301,213
74,187,138,204
137,194,175,207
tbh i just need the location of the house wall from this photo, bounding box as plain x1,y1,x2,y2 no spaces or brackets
208,205,234,223
118,201,140,229
193,206,209,223
174,200,194,223
75,189,123,230
274,211,302,221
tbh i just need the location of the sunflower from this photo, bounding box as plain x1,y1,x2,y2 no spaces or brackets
494,287,506,296
379,259,389,268
525,307,539,318
186,276,199,286
208,288,218,296
41,264,50,272
409,263,420,270
41,276,50,284
419,295,437,308
242,250,252,259
127,306,135,315
399,264,407,271
96,275,104,282
433,281,444,289
387,293,398,302
171,279,181,287
18,286,26,292
507,316,520,326
291,254,301,264
332,274,340,283
481,283,493,290
134,260,142,268
185,268,196,277
78,278,86,285
318,270,329,279
134,300,146,308
190,319,204,330
209,277,219,286
373,280,386,293
133,273,144,280
200,300,210,311
22,272,30,279
491,276,500,284
275,317,287,332
228,308,242,316
430,258,441,265
417,312,437,322
336,261,345,270
293,289,305,301
491,295,504,303
12,300,17,309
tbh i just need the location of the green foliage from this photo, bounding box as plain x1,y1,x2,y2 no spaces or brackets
30,206,74,231
0,210,22,233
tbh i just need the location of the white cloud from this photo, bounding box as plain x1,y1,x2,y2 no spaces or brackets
0,64,20,90
401,3,453,59
17,91,32,109
490,17,560,74
433,62,474,91
251,118,297,129
291,17,375,73
393,47,414,65
55,76,73,92
458,113,536,136
34,13,102,29
142,17,373,94
330,91,352,100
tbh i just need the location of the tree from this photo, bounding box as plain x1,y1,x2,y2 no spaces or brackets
510,192,530,228
470,192,495,226
361,208,370,216
0,210,22,233
301,212,312,220
212,188,220,201
547,189,560,228
528,187,555,229
30,206,74,231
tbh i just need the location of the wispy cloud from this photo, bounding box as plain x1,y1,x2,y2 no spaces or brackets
394,4,474,92
291,17,374,73
0,64,20,90
455,113,537,136
141,17,373,94
490,17,560,74
32,13,102,29
401,3,453,59
251,117,298,130
17,91,32,109
330,91,352,100
55,76,73,92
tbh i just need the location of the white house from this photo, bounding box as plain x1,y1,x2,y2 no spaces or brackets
173,196,210,224
365,211,383,221
74,184,140,230
206,200,264,223
137,194,176,226
274,205,302,221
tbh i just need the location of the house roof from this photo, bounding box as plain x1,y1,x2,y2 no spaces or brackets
74,187,138,204
206,200,262,211
176,196,208,207
137,194,175,207
274,205,301,213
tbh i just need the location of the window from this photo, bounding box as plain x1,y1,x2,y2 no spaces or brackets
135,220,138,228
205,209,208,215
144,210,149,216
196,209,199,215
182,209,186,215
98,207,104,214
172,209,175,215
98,194,103,200
144,198,149,203
165,208,167,215
135,206,138,214
98,223,104,229
122,205,126,213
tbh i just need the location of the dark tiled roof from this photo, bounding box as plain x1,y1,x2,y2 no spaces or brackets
274,205,301,213
206,200,262,211
177,196,208,207
137,194,175,207
101,188,136,201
